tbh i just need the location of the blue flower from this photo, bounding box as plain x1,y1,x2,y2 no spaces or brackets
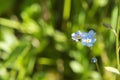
71,31,82,42
91,57,97,63
81,30,96,47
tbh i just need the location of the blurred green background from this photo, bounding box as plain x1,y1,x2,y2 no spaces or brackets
0,0,119,80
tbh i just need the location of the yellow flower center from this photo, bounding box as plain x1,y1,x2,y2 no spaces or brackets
76,35,81,39
86,38,91,43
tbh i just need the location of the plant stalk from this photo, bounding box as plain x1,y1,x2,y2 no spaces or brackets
116,0,120,71
95,62,101,73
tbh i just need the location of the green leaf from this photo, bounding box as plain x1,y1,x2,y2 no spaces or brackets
63,0,71,20
111,6,118,29
0,18,20,29
0,43,29,68
104,66,120,75
69,61,84,73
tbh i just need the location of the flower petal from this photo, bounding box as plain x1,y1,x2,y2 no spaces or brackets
86,43,93,47
76,31,82,35
81,32,88,38
91,58,97,63
88,30,95,36
71,31,82,42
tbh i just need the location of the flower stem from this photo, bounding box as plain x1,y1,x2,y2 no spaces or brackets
95,62,101,73
116,0,120,71
116,35,119,70
111,29,117,37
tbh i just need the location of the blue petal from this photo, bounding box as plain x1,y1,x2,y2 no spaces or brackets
71,31,82,37
71,31,82,42
76,31,82,35
86,43,93,47
81,39,87,45
81,37,95,47
81,32,88,38
88,30,95,36
91,38,96,43
91,58,97,63
81,38,87,43
72,36,79,42
71,33,76,37
81,41,93,47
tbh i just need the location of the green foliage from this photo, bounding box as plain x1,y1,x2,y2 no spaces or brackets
0,0,119,80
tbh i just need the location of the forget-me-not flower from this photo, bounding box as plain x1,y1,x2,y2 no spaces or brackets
71,31,82,42
91,57,97,63
81,30,96,47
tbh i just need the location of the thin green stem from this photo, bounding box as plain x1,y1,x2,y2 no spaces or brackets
111,29,117,37
89,47,101,73
95,62,101,73
116,0,120,71
116,35,119,70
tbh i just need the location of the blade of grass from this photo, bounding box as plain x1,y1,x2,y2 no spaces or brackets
0,43,29,68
